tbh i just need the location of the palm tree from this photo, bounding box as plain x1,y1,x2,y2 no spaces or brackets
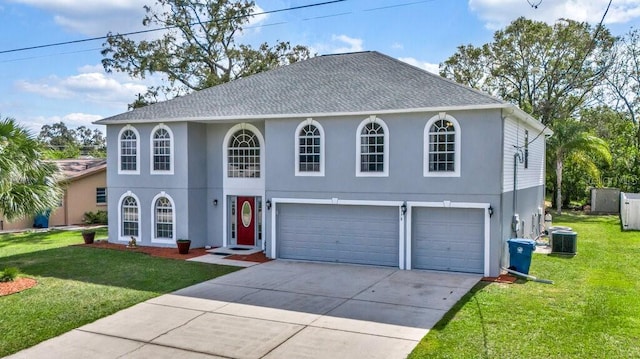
547,118,612,214
0,116,62,221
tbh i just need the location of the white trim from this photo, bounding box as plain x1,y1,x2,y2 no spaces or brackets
222,123,266,247
424,112,461,177
270,198,404,268
150,191,176,244
149,123,175,175
294,118,325,176
117,125,140,175
405,201,491,277
117,191,141,242
356,116,389,177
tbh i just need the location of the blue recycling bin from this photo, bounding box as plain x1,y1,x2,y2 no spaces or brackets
507,238,536,274
33,210,50,228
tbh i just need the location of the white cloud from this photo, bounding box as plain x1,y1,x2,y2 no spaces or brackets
398,57,440,74
391,42,404,50
331,34,364,53
15,64,151,108
10,0,148,36
469,0,640,29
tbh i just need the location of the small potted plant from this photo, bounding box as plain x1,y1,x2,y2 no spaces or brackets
176,238,191,254
82,229,96,244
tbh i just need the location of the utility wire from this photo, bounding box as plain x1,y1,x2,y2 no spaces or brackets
0,0,347,55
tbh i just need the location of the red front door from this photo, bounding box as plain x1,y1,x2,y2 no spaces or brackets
236,197,255,245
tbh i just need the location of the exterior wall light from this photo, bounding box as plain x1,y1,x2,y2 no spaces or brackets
401,203,407,215
213,199,218,206
488,205,494,217
266,200,272,210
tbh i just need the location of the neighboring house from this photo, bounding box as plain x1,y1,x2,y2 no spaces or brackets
0,159,107,231
96,51,552,277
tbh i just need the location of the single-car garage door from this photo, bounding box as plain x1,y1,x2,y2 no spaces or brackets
277,204,399,267
412,207,484,273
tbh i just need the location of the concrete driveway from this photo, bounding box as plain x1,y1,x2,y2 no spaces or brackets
8,261,480,359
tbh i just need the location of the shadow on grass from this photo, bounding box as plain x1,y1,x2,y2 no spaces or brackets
429,281,491,331
1,245,240,293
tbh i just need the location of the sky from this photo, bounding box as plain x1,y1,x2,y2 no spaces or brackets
2,0,640,134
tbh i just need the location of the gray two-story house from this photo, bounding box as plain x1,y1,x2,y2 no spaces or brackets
96,51,551,277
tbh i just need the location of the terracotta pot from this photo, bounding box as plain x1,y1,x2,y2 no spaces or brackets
177,240,191,254
82,232,95,244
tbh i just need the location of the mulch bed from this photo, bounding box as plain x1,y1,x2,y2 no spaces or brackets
81,241,271,263
81,241,209,259
481,274,517,283
0,277,38,297
226,252,271,263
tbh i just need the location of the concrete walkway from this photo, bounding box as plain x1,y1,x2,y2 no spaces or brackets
7,261,480,359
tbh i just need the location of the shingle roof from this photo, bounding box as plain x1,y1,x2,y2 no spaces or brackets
96,51,507,124
52,159,107,181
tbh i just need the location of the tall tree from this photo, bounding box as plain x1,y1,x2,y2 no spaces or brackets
547,118,611,214
38,122,106,158
102,0,311,108
601,28,640,145
0,117,61,221
441,17,615,125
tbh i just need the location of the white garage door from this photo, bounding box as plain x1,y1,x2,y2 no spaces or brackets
412,207,484,273
277,204,400,267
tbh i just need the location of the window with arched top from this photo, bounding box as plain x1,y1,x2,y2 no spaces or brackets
121,196,139,237
356,116,389,177
424,113,461,177
228,129,260,178
150,124,174,174
295,119,325,176
118,126,139,174
154,196,174,240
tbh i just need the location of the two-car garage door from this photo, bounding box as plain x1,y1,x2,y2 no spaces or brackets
275,202,486,273
276,204,400,267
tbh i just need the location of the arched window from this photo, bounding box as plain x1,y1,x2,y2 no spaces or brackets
154,196,174,241
295,119,324,176
356,116,389,177
122,196,139,236
424,113,461,177
228,129,260,178
118,126,139,174
150,124,174,174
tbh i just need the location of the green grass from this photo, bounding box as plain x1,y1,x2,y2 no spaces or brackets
409,214,640,359
0,229,240,357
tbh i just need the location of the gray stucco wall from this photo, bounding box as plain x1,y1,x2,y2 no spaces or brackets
265,110,503,198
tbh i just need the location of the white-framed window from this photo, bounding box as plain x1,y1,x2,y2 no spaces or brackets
118,192,140,241
118,126,140,175
295,119,325,176
151,192,176,243
356,116,389,177
96,187,107,205
424,113,461,177
150,124,174,175
228,128,261,178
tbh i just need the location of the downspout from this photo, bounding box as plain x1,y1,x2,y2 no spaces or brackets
512,151,522,237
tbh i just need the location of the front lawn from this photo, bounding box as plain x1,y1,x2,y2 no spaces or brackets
0,229,240,357
410,214,640,358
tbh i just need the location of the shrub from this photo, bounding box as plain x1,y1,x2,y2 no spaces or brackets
83,210,108,225
0,267,20,282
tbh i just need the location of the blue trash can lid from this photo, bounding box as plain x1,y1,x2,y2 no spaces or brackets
507,238,536,246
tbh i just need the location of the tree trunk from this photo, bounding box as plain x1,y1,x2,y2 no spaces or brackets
556,157,563,215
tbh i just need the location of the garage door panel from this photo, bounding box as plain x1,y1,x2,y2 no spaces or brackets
277,204,399,267
412,207,484,273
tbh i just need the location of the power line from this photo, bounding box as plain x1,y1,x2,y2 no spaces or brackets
0,0,347,55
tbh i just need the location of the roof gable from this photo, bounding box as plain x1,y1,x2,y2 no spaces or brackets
96,51,507,124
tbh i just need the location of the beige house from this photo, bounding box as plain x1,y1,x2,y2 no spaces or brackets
0,159,106,231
